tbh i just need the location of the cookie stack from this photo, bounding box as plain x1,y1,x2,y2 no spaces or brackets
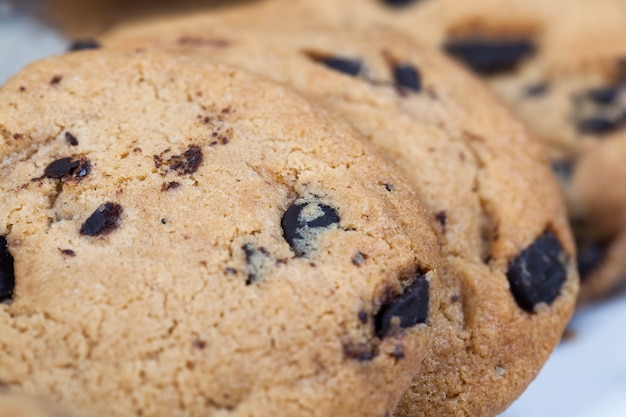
0,0,591,416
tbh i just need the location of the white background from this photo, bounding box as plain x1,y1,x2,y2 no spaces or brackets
1,2,625,415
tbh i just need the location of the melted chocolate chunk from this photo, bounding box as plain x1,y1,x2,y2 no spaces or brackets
68,39,101,51
577,240,609,279
44,158,79,179
154,144,204,175
394,63,422,92
80,202,123,236
317,57,362,77
443,38,536,75
506,231,568,312
43,157,90,180
588,85,621,105
577,115,624,135
375,274,429,338
381,0,421,6
0,236,15,302
243,244,271,285
281,199,340,257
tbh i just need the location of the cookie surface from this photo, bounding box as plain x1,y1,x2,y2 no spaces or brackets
103,26,579,417
0,49,440,417
102,0,626,302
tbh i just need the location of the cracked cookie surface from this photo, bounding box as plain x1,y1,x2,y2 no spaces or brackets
102,27,579,417
0,49,440,417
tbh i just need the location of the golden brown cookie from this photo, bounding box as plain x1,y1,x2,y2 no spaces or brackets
0,48,440,417
102,26,579,417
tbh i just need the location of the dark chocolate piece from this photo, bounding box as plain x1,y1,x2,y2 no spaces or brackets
506,231,568,312
154,144,204,175
435,211,447,232
381,0,421,6
42,157,90,180
80,202,123,236
281,199,340,257
375,274,430,338
443,38,536,75
50,75,63,85
394,63,422,92
0,236,15,302
577,240,608,279
44,158,79,179
317,57,362,77
65,131,79,146
68,39,101,51
588,85,621,105
343,342,378,361
577,116,624,135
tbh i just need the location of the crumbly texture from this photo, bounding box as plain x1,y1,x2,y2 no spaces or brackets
103,27,579,417
101,0,626,302
0,49,441,417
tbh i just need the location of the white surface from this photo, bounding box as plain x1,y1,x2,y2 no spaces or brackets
501,293,626,417
1,6,626,417
0,0,67,84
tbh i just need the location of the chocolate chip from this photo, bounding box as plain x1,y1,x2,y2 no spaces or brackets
577,240,608,279
317,57,362,77
161,181,181,192
42,157,90,180
551,159,574,182
435,211,447,233
154,144,203,175
281,198,340,257
525,82,549,97
50,75,63,85
394,63,422,92
343,342,378,361
506,231,568,312
391,345,405,359
44,158,79,179
358,310,369,323
0,236,15,302
352,251,367,266
68,39,101,51
374,274,429,338
59,248,76,257
588,85,621,105
577,115,624,135
384,183,394,192
192,339,207,350
80,202,123,236
65,131,79,146
443,38,536,75
381,0,421,6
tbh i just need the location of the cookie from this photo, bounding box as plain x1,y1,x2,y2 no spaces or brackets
102,26,579,417
102,0,626,303
0,49,440,417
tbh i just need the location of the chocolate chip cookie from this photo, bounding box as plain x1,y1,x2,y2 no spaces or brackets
102,26,579,417
0,48,440,417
